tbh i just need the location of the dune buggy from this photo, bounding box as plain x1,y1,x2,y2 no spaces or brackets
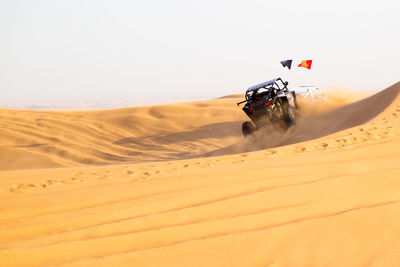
237,78,297,136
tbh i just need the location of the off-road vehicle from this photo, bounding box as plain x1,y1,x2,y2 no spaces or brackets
237,78,297,136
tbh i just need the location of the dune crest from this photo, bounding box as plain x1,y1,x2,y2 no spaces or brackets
210,83,399,155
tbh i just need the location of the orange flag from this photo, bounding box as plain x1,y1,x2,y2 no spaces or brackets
298,60,312,69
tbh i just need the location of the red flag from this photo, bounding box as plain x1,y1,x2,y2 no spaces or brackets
298,60,312,69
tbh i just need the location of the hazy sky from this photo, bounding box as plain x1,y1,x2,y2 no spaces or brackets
1,0,399,108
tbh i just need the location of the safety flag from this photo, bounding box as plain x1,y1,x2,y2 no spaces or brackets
298,60,312,69
280,59,292,70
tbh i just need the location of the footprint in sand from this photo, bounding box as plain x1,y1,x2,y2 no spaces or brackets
265,150,277,155
126,170,135,176
9,185,19,193
383,131,394,137
294,146,307,152
69,177,83,183
46,179,58,186
141,172,152,179
51,177,85,184
97,174,110,180
9,183,37,193
190,161,210,167
140,170,160,178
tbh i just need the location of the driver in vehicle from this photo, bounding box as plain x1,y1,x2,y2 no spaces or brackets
251,91,259,100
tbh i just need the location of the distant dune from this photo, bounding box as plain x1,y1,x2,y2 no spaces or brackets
1,82,400,266
216,93,243,99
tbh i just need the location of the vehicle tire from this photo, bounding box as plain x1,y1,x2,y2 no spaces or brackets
282,103,296,127
242,121,255,137
292,91,298,110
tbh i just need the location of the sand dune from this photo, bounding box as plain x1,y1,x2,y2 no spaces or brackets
211,83,399,155
1,82,400,266
0,89,369,171
0,98,246,170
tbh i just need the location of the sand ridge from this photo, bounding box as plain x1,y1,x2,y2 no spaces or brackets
208,84,399,155
0,82,400,266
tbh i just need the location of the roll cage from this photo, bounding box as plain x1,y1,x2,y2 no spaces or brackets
238,78,289,105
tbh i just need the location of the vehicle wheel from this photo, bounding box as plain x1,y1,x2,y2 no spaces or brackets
292,91,298,110
242,121,255,137
282,103,296,127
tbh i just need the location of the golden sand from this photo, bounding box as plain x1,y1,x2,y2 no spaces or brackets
0,83,399,266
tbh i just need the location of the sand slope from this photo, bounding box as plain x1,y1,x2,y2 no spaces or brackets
0,82,400,266
0,98,247,170
211,83,399,155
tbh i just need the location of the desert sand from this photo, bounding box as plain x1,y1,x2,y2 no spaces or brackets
0,82,399,266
